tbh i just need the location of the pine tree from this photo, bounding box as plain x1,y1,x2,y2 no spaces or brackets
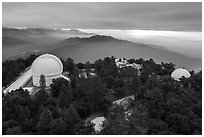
130,73,141,102
34,75,48,105
39,74,46,91
49,118,66,134
37,108,53,135
63,105,82,134
57,84,73,109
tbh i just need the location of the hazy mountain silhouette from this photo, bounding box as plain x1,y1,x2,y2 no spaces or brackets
2,27,95,60
49,35,201,71
2,28,201,71
2,36,27,46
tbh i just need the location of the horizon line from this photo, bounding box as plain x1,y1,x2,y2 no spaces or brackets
2,26,202,32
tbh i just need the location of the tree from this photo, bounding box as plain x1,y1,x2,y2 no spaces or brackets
77,63,84,69
57,84,73,109
2,88,31,122
62,105,82,134
84,61,92,69
157,130,176,135
39,74,46,91
50,78,70,98
49,118,66,134
100,104,148,135
114,87,126,99
100,104,127,135
190,119,202,134
75,121,95,135
166,113,191,134
32,75,49,106
17,106,30,128
148,119,168,134
83,77,111,114
104,75,115,89
191,70,202,92
3,120,20,135
72,88,86,101
130,73,141,101
64,58,75,74
33,89,48,106
70,75,77,89
119,67,137,78
94,57,118,78
5,126,22,135
37,108,53,134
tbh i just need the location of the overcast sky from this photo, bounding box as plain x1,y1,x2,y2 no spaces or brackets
2,2,202,31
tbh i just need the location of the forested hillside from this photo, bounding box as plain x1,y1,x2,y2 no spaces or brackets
2,55,202,135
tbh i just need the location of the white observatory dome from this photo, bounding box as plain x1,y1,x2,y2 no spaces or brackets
171,68,191,81
31,53,63,87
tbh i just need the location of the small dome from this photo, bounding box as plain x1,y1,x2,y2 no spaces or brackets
31,53,63,76
171,68,191,81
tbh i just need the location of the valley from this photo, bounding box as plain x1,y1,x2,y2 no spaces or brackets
2,27,202,72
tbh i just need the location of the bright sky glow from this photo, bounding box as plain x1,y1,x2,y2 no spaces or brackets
127,30,202,40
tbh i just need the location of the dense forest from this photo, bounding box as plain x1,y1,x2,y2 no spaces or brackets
2,55,202,135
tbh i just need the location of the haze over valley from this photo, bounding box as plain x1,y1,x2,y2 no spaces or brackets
2,27,202,72
3,2,202,72
82,29,202,59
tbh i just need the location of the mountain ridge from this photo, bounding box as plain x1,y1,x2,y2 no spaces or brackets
2,28,201,71
48,35,201,71
2,36,28,46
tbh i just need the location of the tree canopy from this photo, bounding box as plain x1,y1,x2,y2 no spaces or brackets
2,55,202,135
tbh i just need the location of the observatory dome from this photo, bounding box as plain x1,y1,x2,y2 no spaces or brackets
31,53,63,87
171,68,191,81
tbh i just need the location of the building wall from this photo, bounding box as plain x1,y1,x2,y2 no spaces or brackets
32,73,62,87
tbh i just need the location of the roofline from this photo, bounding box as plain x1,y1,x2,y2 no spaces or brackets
31,53,63,75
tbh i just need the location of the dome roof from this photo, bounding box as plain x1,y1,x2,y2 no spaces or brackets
171,68,191,81
31,54,63,76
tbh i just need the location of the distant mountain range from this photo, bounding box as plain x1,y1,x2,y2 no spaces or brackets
2,27,202,71
3,36,27,46
2,27,95,60
49,35,201,71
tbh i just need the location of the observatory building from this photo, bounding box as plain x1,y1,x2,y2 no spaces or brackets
31,54,63,87
3,53,69,94
171,68,191,81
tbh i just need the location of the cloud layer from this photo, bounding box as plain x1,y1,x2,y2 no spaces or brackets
3,2,202,31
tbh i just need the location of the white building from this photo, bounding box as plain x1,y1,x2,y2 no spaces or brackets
171,68,191,81
115,58,142,73
91,117,106,132
3,53,69,94
31,54,64,87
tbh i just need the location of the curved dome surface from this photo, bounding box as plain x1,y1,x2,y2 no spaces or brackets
171,68,191,81
31,53,63,76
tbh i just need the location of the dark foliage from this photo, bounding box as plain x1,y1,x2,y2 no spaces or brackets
2,55,202,135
